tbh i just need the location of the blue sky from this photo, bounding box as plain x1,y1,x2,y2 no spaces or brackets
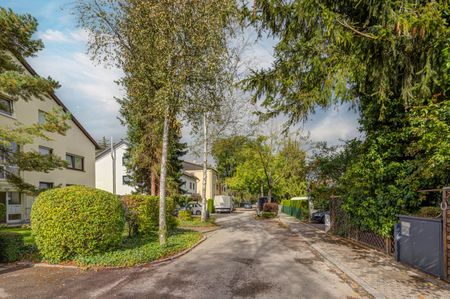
1,0,360,150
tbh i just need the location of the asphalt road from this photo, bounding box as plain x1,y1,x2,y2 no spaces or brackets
0,211,365,298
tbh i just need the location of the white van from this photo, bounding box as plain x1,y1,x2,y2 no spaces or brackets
214,195,234,213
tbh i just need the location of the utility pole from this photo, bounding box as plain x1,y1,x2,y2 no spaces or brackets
111,137,116,195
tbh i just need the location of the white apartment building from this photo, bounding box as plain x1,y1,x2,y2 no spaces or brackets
95,140,134,195
0,57,99,224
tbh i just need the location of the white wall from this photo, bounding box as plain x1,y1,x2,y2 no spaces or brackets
95,142,134,195
180,174,197,195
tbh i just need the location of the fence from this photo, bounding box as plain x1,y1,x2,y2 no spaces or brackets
329,197,394,256
280,199,309,221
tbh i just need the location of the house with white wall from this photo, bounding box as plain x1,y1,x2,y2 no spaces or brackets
180,172,199,197
0,57,99,224
95,140,134,195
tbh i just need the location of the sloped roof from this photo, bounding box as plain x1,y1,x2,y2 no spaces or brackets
95,139,129,160
182,161,217,173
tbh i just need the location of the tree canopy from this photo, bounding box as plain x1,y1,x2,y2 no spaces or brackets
0,7,69,194
245,0,450,235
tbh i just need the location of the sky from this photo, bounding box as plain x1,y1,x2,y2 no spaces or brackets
1,0,360,154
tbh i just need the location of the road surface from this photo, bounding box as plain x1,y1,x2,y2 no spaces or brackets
0,211,366,298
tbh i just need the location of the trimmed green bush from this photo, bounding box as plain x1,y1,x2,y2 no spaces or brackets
207,198,215,214
0,232,23,262
281,199,309,220
31,186,125,262
121,195,177,236
178,210,192,221
0,203,5,221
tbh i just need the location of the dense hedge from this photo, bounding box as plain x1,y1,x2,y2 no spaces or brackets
0,232,23,262
121,195,177,237
281,199,309,220
207,198,215,214
0,202,5,221
31,186,125,262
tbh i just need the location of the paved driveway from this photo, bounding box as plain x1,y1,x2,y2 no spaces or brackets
0,211,365,298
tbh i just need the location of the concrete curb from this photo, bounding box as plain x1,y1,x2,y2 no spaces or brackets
29,234,208,271
280,216,385,299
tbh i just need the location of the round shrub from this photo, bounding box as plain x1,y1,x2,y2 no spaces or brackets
31,186,125,262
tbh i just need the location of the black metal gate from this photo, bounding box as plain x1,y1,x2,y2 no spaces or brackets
395,215,443,278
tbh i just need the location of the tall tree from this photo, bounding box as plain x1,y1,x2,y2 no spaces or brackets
0,7,69,194
75,0,237,244
244,1,450,235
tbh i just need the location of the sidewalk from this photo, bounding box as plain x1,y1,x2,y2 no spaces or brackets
279,213,450,299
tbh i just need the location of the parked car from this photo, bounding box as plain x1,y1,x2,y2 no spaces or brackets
183,202,202,215
311,210,329,223
214,195,234,213
243,202,252,209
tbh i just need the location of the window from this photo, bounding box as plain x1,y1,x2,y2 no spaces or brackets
122,156,129,166
39,146,53,156
38,110,47,124
0,97,13,116
123,175,131,185
8,192,21,205
39,182,53,190
66,154,84,171
8,214,21,221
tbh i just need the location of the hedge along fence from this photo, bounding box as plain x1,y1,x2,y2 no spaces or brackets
281,199,309,220
207,199,214,214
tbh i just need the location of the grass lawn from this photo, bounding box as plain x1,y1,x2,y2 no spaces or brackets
178,216,217,227
0,227,34,245
0,227,202,267
73,229,202,267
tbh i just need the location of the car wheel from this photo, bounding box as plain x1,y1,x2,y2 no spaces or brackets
196,210,201,215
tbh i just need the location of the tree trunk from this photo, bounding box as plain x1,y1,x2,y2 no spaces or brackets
267,176,272,202
260,182,264,197
201,112,208,222
151,170,157,196
158,111,170,245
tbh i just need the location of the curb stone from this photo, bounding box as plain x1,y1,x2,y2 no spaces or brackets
29,234,207,270
280,216,385,299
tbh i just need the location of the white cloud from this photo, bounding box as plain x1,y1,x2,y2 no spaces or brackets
28,50,125,140
39,29,90,43
306,108,360,144
69,29,90,43
39,29,70,42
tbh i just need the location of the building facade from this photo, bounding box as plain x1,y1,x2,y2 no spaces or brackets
182,161,224,200
95,140,134,195
180,172,199,196
0,57,99,224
